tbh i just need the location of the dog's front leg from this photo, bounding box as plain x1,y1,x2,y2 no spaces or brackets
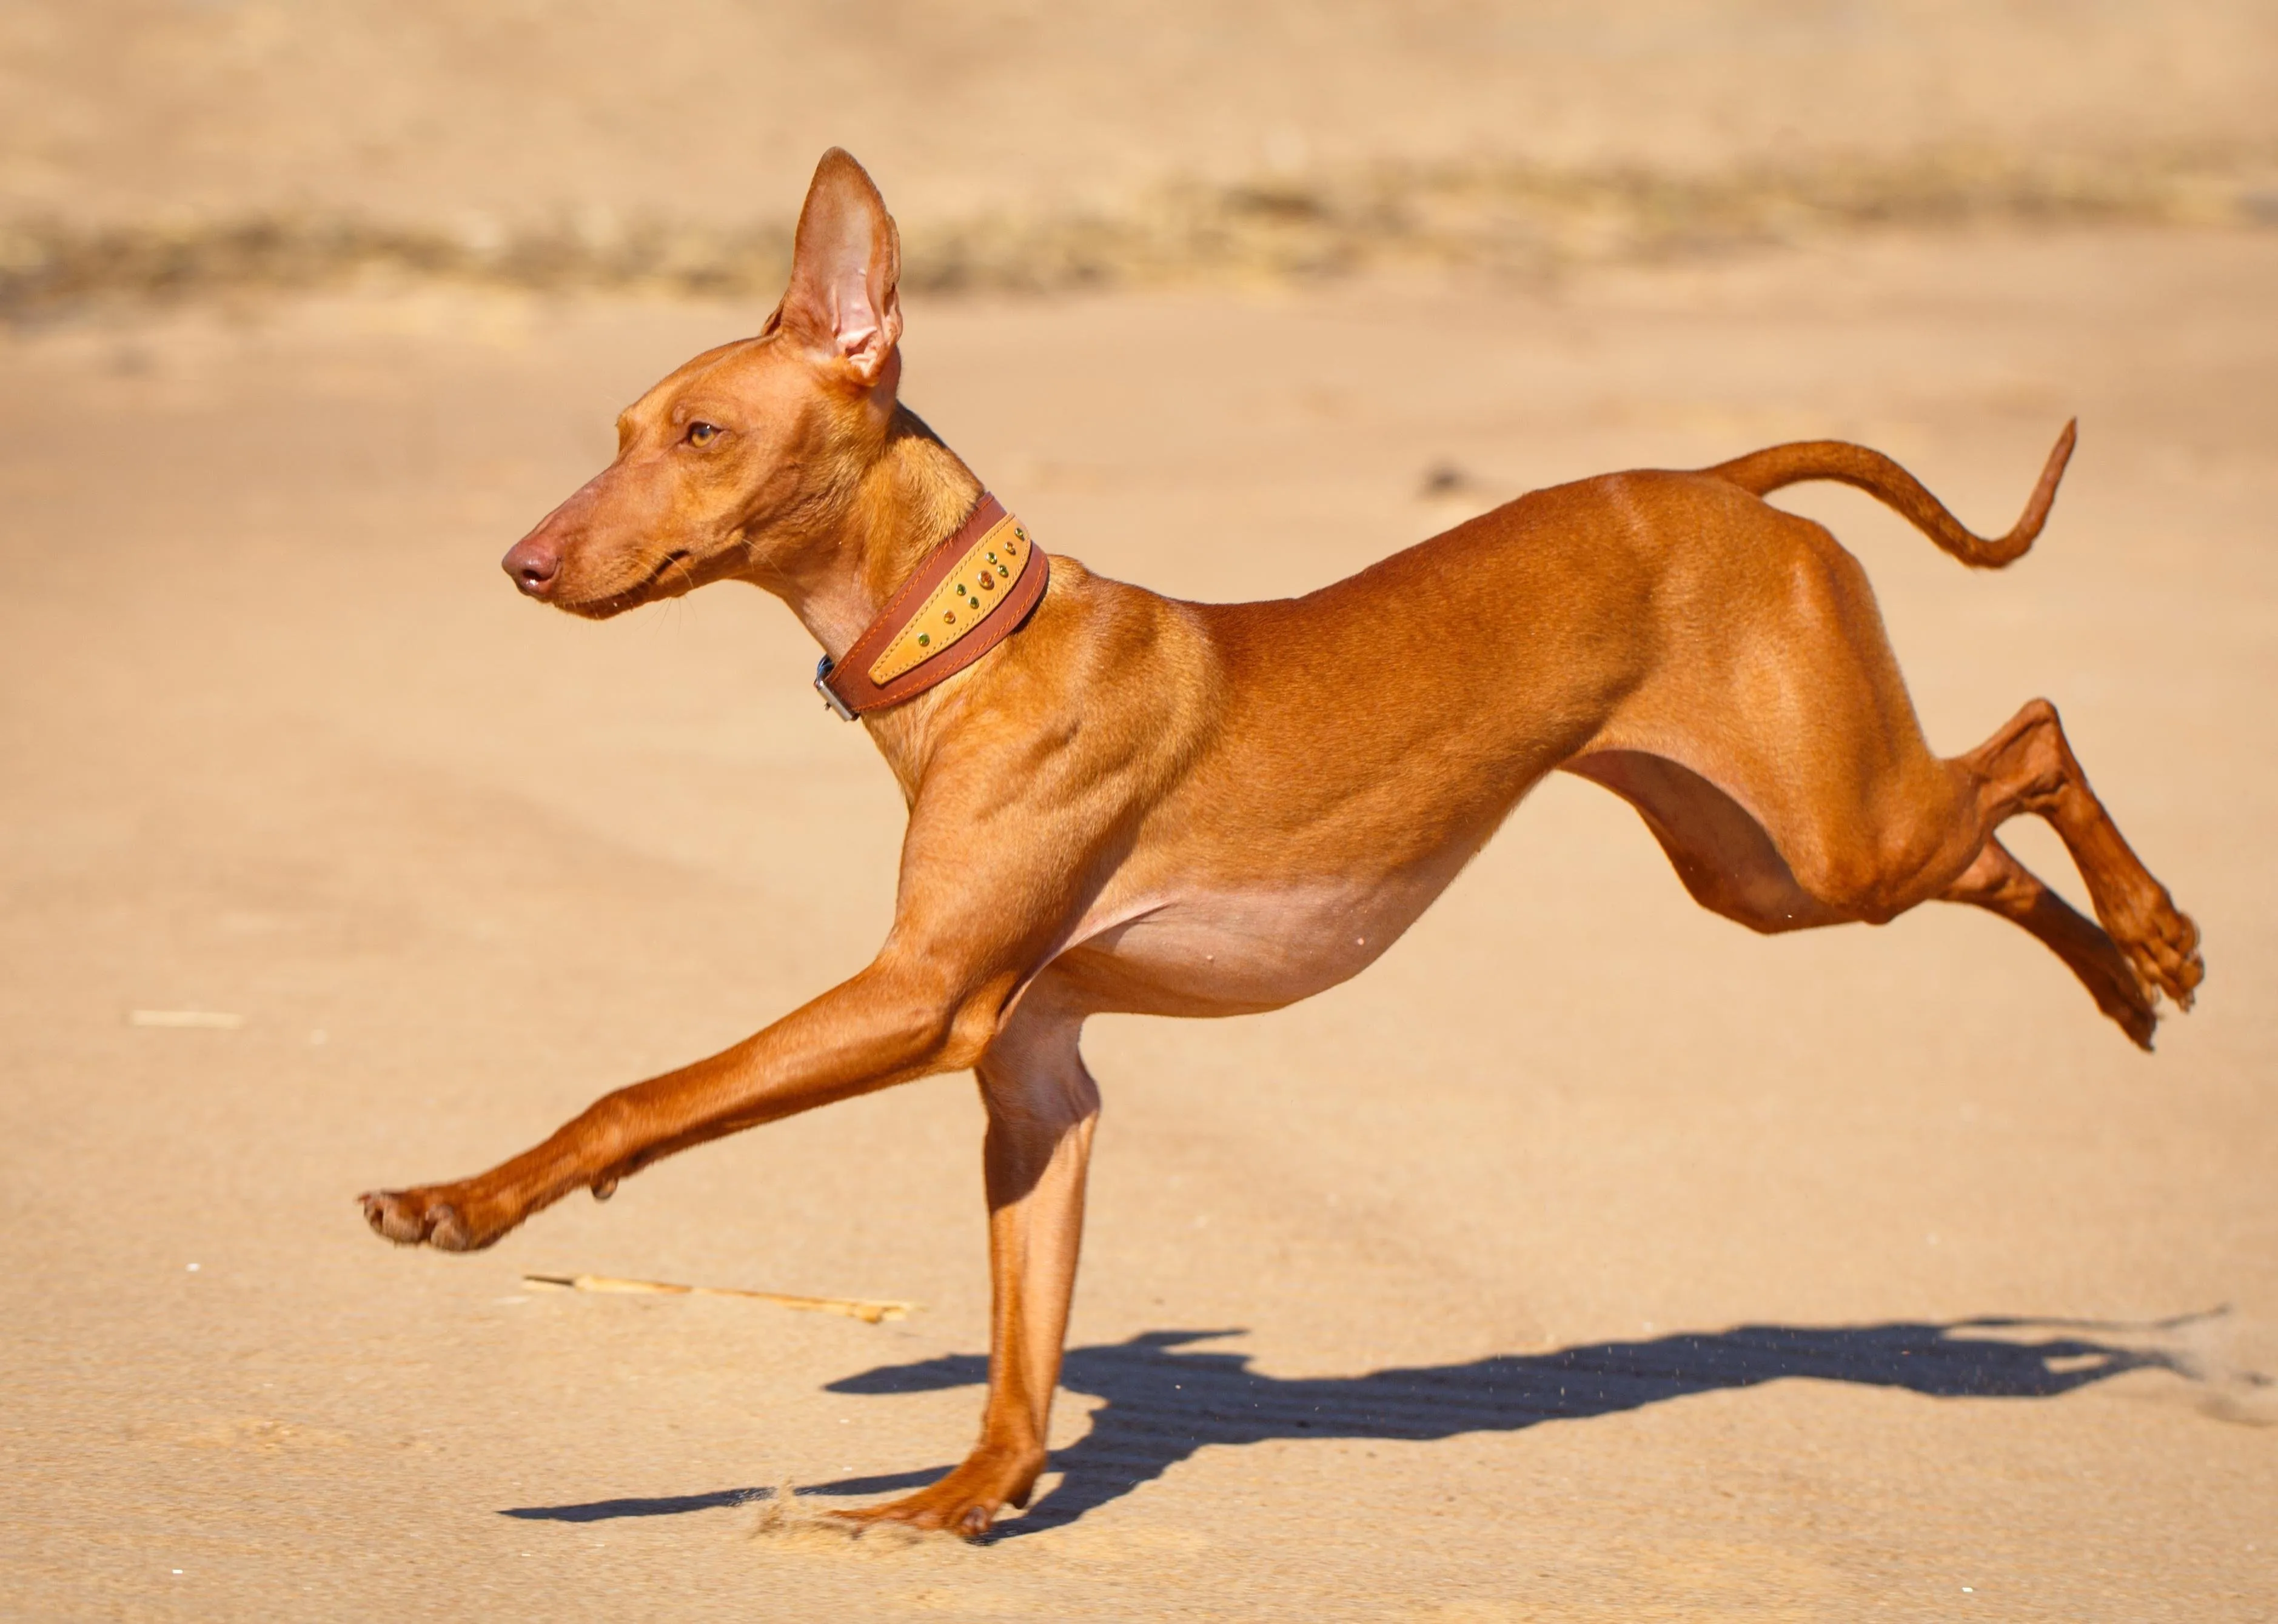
361,740,1135,1254
360,957,994,1251
843,991,1099,1539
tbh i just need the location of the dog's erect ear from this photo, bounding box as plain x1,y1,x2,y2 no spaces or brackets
777,149,903,386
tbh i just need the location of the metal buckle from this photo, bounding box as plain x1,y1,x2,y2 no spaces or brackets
814,655,859,722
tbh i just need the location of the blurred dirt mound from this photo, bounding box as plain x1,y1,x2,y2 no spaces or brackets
4,1,2274,310
6,148,2272,315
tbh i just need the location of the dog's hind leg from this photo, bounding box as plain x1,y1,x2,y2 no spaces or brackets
1566,749,1852,934
1572,697,2199,1048
1663,429,2199,1038
839,979,1100,1538
1937,833,2161,1047
1941,698,2202,1031
1568,472,2198,1046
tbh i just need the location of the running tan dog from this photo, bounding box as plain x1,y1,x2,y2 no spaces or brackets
362,150,2202,1536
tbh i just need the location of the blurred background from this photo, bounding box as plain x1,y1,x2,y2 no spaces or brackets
3,6,2275,1622
4,0,2276,305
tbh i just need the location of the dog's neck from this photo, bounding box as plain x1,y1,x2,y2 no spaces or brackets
771,409,985,664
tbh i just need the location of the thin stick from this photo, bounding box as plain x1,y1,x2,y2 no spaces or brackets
523,1272,914,1325
129,1009,243,1029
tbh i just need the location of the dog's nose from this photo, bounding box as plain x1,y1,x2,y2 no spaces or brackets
502,535,560,596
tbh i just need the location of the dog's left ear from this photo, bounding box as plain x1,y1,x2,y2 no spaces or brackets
777,148,903,387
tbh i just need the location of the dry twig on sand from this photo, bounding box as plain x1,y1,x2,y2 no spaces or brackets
127,1009,243,1029
522,1272,913,1324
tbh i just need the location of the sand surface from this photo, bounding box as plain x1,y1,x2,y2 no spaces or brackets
1,224,2273,1619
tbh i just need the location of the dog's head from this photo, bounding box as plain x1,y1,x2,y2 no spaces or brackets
501,149,905,617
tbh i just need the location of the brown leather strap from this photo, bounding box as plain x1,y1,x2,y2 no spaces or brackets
815,493,1050,718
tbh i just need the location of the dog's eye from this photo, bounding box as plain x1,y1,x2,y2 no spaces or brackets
686,421,720,447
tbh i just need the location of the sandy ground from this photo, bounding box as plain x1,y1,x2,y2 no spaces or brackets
0,222,2272,1619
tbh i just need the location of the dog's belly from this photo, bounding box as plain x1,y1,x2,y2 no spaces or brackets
1050,872,1456,1018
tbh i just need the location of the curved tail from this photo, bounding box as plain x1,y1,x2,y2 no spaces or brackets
1704,418,2075,569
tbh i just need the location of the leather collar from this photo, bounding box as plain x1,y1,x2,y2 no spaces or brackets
814,493,1050,719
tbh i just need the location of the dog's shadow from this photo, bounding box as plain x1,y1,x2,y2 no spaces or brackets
501,1312,2204,1536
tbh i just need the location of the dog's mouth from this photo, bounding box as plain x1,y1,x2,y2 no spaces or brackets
560,547,699,619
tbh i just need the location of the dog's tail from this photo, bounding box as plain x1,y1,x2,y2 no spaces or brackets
1703,418,2075,569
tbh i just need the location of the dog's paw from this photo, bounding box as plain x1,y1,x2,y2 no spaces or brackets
359,1185,492,1251
2098,878,2202,1018
2083,950,2161,1052
832,1447,1045,1542
2128,896,2203,1014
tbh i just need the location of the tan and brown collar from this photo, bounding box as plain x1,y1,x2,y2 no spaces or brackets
814,493,1050,720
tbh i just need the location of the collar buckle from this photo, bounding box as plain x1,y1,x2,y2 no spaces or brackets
814,655,859,722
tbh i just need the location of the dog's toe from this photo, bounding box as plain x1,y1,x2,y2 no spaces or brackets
360,1189,430,1245
425,1201,477,1251
2107,886,2202,1015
